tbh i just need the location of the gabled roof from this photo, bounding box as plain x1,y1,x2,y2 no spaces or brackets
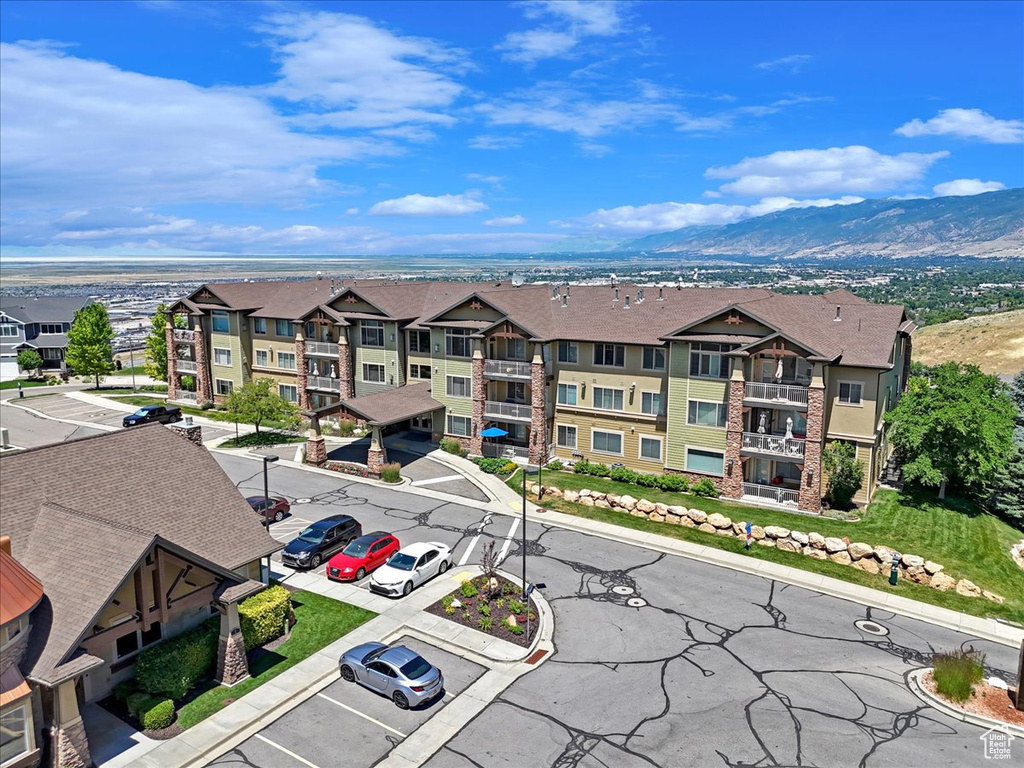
0,541,44,626
0,296,91,324
418,291,506,326
311,382,442,426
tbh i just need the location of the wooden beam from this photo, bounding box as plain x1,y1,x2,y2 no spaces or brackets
134,569,150,632
155,548,169,625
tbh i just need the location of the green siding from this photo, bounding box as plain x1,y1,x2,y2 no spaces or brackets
666,342,729,468
352,320,402,397
431,328,472,417
210,311,243,388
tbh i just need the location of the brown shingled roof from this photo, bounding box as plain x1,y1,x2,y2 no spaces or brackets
332,383,443,426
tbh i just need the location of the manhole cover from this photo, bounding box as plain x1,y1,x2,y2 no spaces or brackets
627,597,647,608
612,585,634,595
295,498,312,504
854,619,889,636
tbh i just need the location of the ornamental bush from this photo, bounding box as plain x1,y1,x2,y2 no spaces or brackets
140,697,176,731
610,467,638,484
635,472,659,488
113,680,139,703
656,473,689,492
546,460,564,471
472,457,507,474
135,618,219,700
932,649,985,703
573,460,592,474
440,437,468,457
126,692,152,719
239,585,291,651
691,478,720,498
381,462,402,483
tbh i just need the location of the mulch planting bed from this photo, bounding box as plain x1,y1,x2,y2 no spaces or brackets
923,671,1024,727
425,574,538,647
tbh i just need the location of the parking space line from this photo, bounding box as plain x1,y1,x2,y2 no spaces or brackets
254,734,321,768
315,692,408,738
496,517,520,566
409,474,465,487
457,513,492,566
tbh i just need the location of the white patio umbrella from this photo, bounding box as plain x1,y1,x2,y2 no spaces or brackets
785,416,794,439
330,363,337,378
757,412,768,434
311,361,319,376
775,358,784,383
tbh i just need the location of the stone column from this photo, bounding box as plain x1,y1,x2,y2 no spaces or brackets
305,415,327,466
170,419,203,446
529,344,548,465
470,346,486,456
721,364,746,500
193,320,214,407
52,678,91,768
799,362,826,512
165,314,177,397
295,332,309,411
215,602,249,687
367,425,387,475
338,333,354,400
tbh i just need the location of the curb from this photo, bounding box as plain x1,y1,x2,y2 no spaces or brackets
908,668,1024,738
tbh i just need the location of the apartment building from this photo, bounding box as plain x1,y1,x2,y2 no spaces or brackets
167,279,913,513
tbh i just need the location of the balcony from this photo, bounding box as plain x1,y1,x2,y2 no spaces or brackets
175,359,197,374
482,443,530,460
484,400,532,422
173,328,195,343
175,390,197,403
307,376,341,393
484,359,532,380
744,381,809,408
741,432,805,460
741,482,800,507
306,341,339,357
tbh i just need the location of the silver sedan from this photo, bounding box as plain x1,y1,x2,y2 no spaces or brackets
339,642,444,709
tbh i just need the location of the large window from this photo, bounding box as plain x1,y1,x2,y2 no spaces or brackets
593,343,625,367
507,338,527,360
557,341,578,364
275,320,294,338
115,621,162,660
277,352,296,370
446,329,470,357
686,448,724,475
363,363,385,383
593,386,624,411
213,348,231,366
556,424,577,448
0,324,19,337
253,318,266,335
0,703,31,765
639,436,662,461
642,347,666,371
688,400,727,427
409,364,431,380
212,311,229,333
409,330,431,353
641,391,663,416
361,320,384,347
557,383,577,405
839,381,863,405
446,414,471,436
255,349,268,367
689,343,732,379
215,379,233,396
39,323,65,335
279,384,298,402
446,375,471,397
591,429,623,455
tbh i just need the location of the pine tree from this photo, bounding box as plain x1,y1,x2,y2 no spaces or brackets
65,303,115,389
987,446,1024,526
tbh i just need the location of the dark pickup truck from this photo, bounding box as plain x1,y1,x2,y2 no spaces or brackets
122,405,183,428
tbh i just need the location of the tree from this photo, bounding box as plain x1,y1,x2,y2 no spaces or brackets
821,441,864,509
224,377,299,434
65,303,115,389
1010,370,1024,413
16,349,43,378
144,305,188,382
986,445,1024,527
884,362,1016,499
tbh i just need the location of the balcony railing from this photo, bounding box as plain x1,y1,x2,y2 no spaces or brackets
307,376,341,393
175,359,197,374
742,482,800,506
484,400,533,421
175,390,197,403
741,432,805,459
482,443,530,459
483,359,532,380
306,341,339,357
173,329,195,343
744,381,809,406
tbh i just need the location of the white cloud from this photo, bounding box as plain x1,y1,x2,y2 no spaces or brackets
498,0,627,64
499,30,578,63
743,195,864,217
579,142,613,157
345,207,360,215
932,178,1006,197
368,193,487,216
465,173,504,188
705,145,949,196
895,108,1024,144
755,54,812,73
468,135,523,150
483,214,526,227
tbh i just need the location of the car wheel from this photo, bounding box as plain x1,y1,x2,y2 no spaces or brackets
438,560,448,575
340,665,355,682
310,554,322,569
355,567,366,580
402,581,413,597
393,691,409,710
274,509,284,522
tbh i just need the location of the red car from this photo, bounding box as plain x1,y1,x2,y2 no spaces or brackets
327,531,400,582
247,496,290,525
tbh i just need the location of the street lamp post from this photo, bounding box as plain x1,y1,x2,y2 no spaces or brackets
128,343,137,392
521,465,527,597
263,455,279,504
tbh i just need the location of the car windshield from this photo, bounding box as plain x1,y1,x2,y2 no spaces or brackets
363,647,387,664
132,408,150,417
400,656,431,679
343,540,371,557
297,528,324,544
387,553,416,571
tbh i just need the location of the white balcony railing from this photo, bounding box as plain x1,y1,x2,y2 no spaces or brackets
484,400,533,421
742,431,805,459
306,341,339,357
482,443,530,459
307,376,341,393
175,390,197,403
742,483,800,506
175,359,197,374
744,381,809,406
173,329,195,343
483,359,532,380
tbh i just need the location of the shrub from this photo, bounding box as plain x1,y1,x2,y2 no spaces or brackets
239,585,291,651
478,602,491,617
588,463,611,477
381,462,402,483
546,460,564,471
508,599,525,614
609,467,638,484
478,617,493,632
136,618,218,700
445,604,456,615
691,478,720,498
440,437,468,457
336,419,356,437
822,441,864,509
126,692,152,719
656,473,689,492
508,622,525,636
635,472,659,488
472,457,507,474
573,461,592,475
460,579,479,598
933,649,985,703
500,462,517,475
441,594,455,609
114,680,139,703
502,581,517,595
140,698,176,731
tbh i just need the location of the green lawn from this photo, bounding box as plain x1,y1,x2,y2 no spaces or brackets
176,591,375,729
512,471,1024,624
104,394,298,432
219,431,306,449
87,385,168,395
0,379,52,390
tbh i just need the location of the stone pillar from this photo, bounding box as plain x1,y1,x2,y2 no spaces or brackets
800,362,825,512
165,314,177,396
295,332,310,411
305,416,327,466
193,320,214,407
338,333,354,400
470,346,486,456
170,419,203,446
529,344,547,465
52,679,91,768
215,602,249,687
367,425,387,475
721,365,746,500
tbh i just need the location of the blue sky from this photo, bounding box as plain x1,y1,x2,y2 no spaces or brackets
1,0,1022,255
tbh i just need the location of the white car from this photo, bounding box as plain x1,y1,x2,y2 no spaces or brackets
369,541,453,597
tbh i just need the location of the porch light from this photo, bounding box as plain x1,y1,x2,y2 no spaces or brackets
435,343,440,353
806,469,814,486
629,382,636,393
727,459,734,474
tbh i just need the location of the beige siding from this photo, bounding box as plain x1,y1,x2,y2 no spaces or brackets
823,438,875,506
552,409,666,472
824,366,880,439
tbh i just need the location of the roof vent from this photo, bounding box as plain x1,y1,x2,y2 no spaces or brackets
561,294,568,308
658,287,664,301
610,273,617,286
613,287,619,302
565,284,571,297
623,295,631,310
551,286,559,300
834,306,842,322
637,287,645,304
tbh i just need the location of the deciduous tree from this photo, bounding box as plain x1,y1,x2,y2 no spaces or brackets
822,441,864,509
65,303,115,389
16,349,43,378
143,305,187,382
224,377,299,434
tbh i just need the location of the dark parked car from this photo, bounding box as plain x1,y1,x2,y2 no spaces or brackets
281,514,362,569
247,495,291,525
122,405,182,428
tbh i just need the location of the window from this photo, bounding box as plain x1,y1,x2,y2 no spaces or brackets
216,379,233,395
557,341,578,364
446,329,470,357
41,349,62,360
3,617,23,643
557,383,577,405
507,338,526,360
686,448,724,475
592,429,623,455
446,375,471,397
839,381,863,405
689,342,733,379
361,320,384,347
0,703,30,764
508,382,526,402
39,323,64,335
255,349,268,367
253,318,267,335
0,324,18,337
639,436,662,461
641,391,663,416
279,384,298,402
275,320,294,337
409,330,431,353
593,343,625,367
593,387,624,411
116,631,140,659
446,414,471,436
140,622,162,648
688,400,727,427
643,347,666,371
410,364,431,379
213,348,231,366
277,352,296,370
363,363,385,383
212,311,229,333
556,424,577,448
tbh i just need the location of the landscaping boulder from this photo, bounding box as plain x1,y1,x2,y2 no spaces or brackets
929,572,956,591
715,527,733,537
698,523,716,534
688,508,707,524
955,579,981,598
852,558,879,575
824,537,848,554
829,551,852,566
777,539,801,553
506,614,518,628
905,566,930,585
654,502,669,515
579,496,595,507
546,487,563,498
607,494,620,506
594,499,611,509
803,547,827,560
758,539,776,548
847,542,874,561
790,530,809,546
900,553,924,569
667,505,687,517
983,591,1005,604
808,532,826,549
764,525,790,539
579,489,592,498
563,490,580,503
649,512,665,523
732,522,746,536
636,499,657,514
530,484,542,495
679,516,696,528
591,491,607,501
631,509,647,518
923,561,943,575
708,513,732,529
619,495,638,511
666,512,681,525
873,545,898,563
750,525,766,540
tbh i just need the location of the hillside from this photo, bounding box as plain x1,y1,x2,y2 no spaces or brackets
913,310,1024,376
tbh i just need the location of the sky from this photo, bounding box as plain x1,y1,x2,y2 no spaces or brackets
1,0,1022,256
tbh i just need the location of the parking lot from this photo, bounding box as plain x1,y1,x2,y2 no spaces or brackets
208,637,485,768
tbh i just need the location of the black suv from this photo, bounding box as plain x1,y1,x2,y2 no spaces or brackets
281,515,362,569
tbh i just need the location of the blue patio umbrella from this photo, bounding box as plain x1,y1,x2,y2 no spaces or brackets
480,427,509,438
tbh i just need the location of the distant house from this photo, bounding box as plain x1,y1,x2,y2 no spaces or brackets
0,296,92,381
